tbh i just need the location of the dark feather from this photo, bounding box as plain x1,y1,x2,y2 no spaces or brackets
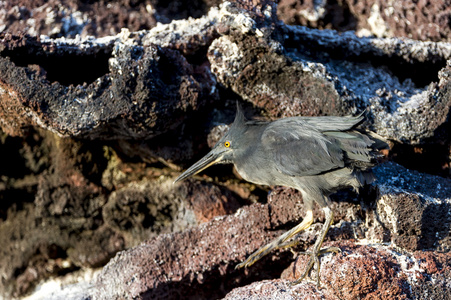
261,115,387,177
261,118,345,176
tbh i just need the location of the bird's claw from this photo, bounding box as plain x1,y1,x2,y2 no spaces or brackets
235,250,264,269
236,245,341,287
236,211,315,271
235,261,246,270
291,246,341,287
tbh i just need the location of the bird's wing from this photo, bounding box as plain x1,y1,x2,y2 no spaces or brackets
261,119,345,176
300,114,364,131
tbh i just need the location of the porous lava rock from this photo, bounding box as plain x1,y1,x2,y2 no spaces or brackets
277,0,451,42
91,162,451,299
0,0,450,299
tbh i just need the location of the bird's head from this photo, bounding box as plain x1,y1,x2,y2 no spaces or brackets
174,103,247,183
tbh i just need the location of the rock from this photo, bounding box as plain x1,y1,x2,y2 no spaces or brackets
102,178,242,246
0,131,241,298
90,161,451,299
277,0,451,43
0,30,217,139
0,0,450,299
1,1,450,144
221,161,451,299
19,268,97,300
373,161,451,252
225,242,451,300
92,184,304,299
209,7,451,143
224,279,339,300
347,0,451,42
0,0,224,39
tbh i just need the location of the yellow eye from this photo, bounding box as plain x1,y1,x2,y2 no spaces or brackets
224,141,231,148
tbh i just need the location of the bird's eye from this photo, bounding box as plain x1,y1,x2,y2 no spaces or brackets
224,141,231,148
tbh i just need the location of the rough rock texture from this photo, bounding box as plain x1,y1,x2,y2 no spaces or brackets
0,0,224,39
277,0,451,42
1,1,450,144
0,0,450,299
209,20,451,143
91,183,335,299
373,162,451,252
93,161,451,299
0,30,217,139
0,132,242,298
225,243,451,300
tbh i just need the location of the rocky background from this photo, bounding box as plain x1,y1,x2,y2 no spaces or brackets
0,0,450,299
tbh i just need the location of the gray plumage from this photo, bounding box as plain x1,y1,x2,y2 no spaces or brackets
174,103,387,286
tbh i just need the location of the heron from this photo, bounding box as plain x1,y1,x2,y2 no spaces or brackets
174,103,387,286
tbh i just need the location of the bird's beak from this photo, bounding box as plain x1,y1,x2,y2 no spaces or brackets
174,148,225,183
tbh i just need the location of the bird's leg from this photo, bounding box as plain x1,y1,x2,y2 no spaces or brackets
291,206,341,286
236,210,313,269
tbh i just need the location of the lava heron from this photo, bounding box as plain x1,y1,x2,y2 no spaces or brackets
174,104,387,286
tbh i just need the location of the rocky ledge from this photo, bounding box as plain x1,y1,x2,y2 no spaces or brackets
0,0,450,299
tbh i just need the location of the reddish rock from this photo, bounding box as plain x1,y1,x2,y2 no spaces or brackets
0,131,243,298
282,242,409,300
0,1,450,299
347,0,451,42
92,196,299,299
91,161,451,299
226,242,451,300
223,279,339,300
182,179,242,223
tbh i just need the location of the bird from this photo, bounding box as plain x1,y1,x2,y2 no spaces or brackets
174,103,387,286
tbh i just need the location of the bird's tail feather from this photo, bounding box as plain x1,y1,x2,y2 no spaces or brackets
324,130,388,169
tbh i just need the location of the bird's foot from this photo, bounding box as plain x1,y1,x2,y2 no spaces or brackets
291,246,341,287
235,243,272,269
236,211,315,270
